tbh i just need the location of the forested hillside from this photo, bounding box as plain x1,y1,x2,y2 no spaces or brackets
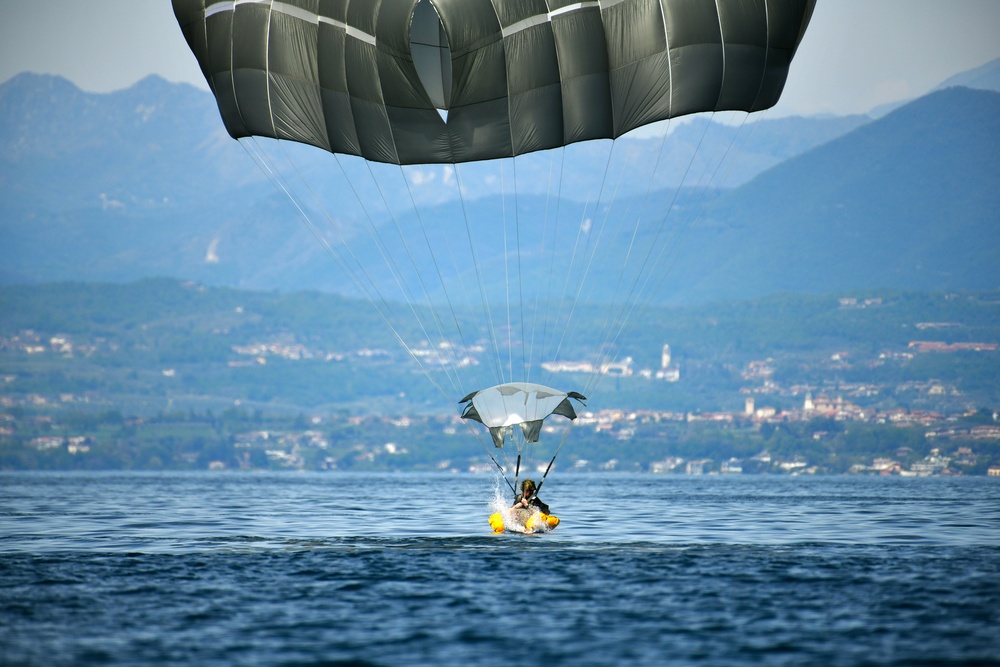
3,74,997,303
3,280,999,472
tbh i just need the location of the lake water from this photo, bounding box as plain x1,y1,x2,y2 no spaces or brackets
1,472,998,666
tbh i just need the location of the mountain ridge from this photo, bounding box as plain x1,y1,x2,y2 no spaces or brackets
0,71,996,304
668,86,1000,301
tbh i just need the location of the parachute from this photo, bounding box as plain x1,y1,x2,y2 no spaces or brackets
172,0,815,493
460,382,586,448
460,381,586,497
172,0,814,164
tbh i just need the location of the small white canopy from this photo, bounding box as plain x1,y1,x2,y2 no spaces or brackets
459,382,586,448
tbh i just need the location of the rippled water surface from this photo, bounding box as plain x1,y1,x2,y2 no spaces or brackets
2,473,998,666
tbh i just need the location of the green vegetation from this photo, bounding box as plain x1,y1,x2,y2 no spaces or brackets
2,280,999,472
4,405,996,475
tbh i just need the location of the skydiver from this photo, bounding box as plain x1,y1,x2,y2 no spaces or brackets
511,478,550,523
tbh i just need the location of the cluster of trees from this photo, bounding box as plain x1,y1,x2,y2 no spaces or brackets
4,405,997,474
4,280,999,413
3,280,1000,471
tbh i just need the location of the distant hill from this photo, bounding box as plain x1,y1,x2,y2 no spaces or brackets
419,86,1000,304
3,278,999,416
668,86,1000,302
871,56,1000,117
0,72,868,295
937,56,1000,93
0,73,249,208
0,73,265,285
0,71,997,304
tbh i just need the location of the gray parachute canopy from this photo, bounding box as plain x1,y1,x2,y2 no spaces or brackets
460,382,586,448
173,0,815,165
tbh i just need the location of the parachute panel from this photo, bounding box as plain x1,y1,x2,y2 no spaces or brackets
662,0,724,118
200,11,249,140
505,22,563,155
493,0,548,29
346,0,379,39
751,0,816,111
445,97,513,163
231,3,268,72
316,22,363,156
271,72,331,150
267,7,330,150
232,68,273,141
550,7,612,143
320,87,363,156
612,51,675,137
347,37,398,164
351,95,398,164
715,0,769,111
229,4,273,140
604,0,670,135
267,4,320,84
386,105,453,164
210,71,247,141
605,0,669,71
520,419,544,444
175,0,211,83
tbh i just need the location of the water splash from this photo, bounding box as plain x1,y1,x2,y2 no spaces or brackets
485,471,556,534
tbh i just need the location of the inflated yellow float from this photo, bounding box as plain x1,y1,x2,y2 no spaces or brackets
489,511,560,534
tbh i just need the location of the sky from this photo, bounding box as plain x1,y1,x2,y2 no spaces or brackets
1,1,999,118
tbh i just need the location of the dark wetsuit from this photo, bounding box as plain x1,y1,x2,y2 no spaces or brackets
512,493,550,515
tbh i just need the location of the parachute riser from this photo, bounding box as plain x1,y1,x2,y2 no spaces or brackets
512,453,521,503
493,458,516,496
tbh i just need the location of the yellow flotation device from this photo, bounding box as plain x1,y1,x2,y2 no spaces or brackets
489,511,560,534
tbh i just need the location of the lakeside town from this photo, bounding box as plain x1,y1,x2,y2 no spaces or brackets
4,325,998,476
3,287,999,475
9,404,997,476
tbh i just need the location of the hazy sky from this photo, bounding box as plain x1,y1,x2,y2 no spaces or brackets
1,1,998,117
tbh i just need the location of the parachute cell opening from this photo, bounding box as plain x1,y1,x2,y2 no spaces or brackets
410,0,453,111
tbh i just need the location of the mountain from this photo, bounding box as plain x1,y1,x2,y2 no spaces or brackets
667,86,1000,302
0,73,266,285
0,71,997,305
937,56,1000,94
0,73,248,207
0,72,870,292
871,56,1000,118
280,86,999,305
